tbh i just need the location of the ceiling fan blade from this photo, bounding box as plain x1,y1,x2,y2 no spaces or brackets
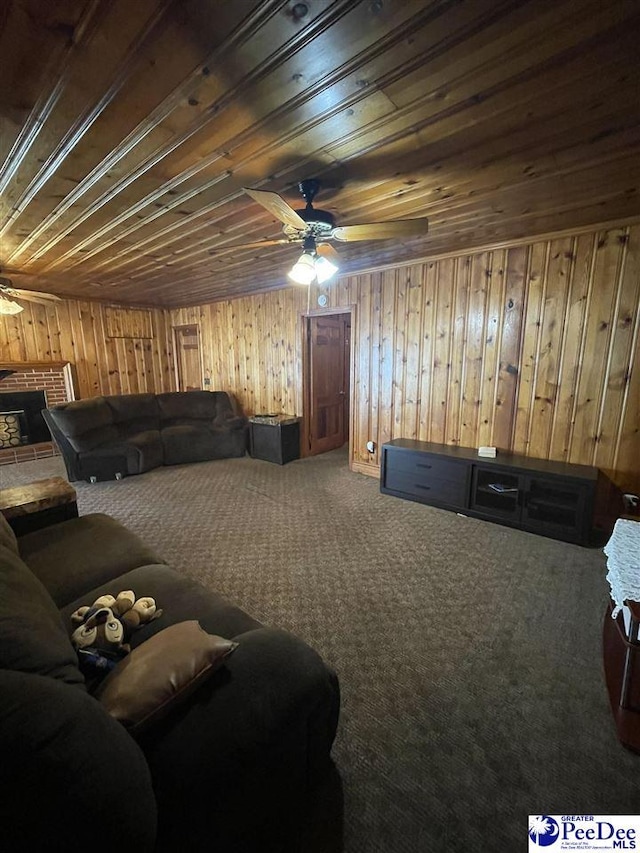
316,243,341,265
243,188,307,231
208,237,298,254
11,288,62,303
332,219,429,242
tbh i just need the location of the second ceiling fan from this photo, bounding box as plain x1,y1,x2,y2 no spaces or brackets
0,276,62,315
220,180,429,284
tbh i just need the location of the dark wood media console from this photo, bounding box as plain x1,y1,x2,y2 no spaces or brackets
380,439,606,545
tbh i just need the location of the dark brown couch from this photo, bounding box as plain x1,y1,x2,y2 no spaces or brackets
0,510,340,852
42,391,248,481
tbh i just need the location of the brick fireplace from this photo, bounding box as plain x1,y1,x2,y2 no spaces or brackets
0,362,75,465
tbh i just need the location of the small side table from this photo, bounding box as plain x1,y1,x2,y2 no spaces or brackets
249,415,301,465
0,476,78,536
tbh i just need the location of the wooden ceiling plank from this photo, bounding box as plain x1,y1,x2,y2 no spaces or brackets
2,1,596,260
0,0,169,229
3,2,237,263
0,0,103,191
3,0,285,263
2,0,639,306
8,0,360,253
328,19,639,170
323,109,640,227
5,0,420,262
2,0,520,268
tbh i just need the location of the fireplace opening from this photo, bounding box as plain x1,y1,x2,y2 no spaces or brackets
0,391,50,447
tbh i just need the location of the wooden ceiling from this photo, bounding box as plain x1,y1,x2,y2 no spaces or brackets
1,0,639,308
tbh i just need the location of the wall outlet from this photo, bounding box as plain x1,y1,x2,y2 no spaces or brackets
366,440,375,453
203,376,211,386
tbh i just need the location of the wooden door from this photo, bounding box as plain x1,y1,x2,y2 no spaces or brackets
308,314,350,455
174,325,202,391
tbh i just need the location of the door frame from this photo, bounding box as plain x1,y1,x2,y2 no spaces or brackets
172,323,204,391
301,304,355,465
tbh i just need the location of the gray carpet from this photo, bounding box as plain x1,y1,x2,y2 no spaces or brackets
1,451,638,852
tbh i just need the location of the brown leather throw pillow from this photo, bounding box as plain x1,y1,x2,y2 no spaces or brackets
94,621,238,735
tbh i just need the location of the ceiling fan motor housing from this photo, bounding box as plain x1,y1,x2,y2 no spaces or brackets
297,206,335,228
283,204,335,238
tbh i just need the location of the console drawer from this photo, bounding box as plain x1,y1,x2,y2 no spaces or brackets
383,468,467,507
384,450,464,482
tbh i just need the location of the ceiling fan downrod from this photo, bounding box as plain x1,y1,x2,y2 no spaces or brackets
298,179,321,208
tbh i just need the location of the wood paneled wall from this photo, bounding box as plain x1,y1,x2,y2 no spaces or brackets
342,225,639,492
1,223,637,493
171,289,309,417
0,299,175,399
172,223,640,493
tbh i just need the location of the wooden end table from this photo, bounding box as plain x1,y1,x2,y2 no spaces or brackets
0,476,78,536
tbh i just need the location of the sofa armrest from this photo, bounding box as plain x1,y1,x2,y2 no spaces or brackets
213,413,247,431
139,626,339,851
0,669,157,852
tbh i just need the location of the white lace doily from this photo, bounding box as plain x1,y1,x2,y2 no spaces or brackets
604,518,640,617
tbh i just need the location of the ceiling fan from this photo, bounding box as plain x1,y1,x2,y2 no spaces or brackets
0,276,62,315
215,179,429,285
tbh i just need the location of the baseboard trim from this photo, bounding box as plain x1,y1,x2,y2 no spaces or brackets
351,460,380,479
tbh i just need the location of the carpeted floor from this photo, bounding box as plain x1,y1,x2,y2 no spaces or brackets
1,450,638,852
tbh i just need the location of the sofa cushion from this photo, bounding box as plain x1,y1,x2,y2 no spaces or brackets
46,398,119,452
124,431,164,472
0,668,157,852
157,390,220,423
79,425,121,451
160,424,221,465
0,545,84,685
19,513,166,608
95,621,238,734
106,393,160,434
0,512,19,556
209,425,248,458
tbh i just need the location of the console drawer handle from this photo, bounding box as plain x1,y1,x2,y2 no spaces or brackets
415,484,431,491
417,463,432,469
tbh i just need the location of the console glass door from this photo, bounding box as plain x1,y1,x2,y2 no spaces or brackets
471,467,523,519
522,476,585,534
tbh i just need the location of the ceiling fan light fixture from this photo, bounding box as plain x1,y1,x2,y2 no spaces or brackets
0,296,24,315
288,252,316,284
314,254,338,284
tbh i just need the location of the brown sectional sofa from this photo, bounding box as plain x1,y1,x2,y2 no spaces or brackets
42,390,248,481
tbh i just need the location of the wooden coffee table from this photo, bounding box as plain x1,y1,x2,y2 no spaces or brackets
0,476,78,535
